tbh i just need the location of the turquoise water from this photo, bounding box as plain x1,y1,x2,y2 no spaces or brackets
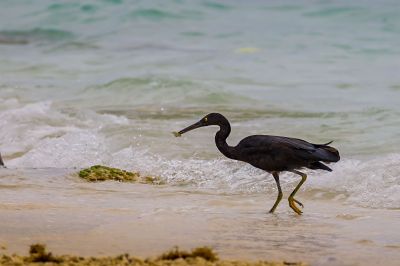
1,0,400,209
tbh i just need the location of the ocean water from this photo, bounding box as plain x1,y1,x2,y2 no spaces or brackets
1,1,400,263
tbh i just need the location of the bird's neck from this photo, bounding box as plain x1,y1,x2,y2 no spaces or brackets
215,120,237,160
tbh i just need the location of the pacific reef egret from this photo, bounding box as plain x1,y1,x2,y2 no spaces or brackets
173,113,340,215
0,152,4,168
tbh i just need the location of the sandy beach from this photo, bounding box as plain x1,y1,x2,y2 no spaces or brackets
1,168,399,266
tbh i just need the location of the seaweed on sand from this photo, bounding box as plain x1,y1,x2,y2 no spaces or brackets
0,244,306,266
158,246,218,261
28,244,61,263
78,165,163,184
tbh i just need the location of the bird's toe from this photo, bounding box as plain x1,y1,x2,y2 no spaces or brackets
293,199,304,208
288,198,303,215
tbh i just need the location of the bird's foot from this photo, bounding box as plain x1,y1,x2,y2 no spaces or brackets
293,198,304,208
288,197,303,215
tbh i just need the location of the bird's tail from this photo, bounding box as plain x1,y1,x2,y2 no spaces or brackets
309,161,332,172
314,141,340,163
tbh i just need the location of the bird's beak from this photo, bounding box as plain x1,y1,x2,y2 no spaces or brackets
173,120,205,137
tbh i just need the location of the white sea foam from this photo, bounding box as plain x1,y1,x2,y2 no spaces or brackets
0,100,130,167
158,155,400,209
9,131,109,168
309,154,400,209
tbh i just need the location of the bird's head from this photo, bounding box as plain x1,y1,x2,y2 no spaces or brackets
173,113,226,137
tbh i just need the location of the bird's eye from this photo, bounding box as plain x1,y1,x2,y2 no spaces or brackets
204,117,208,122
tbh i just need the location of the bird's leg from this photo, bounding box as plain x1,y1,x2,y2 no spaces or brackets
0,152,5,168
269,172,283,213
288,170,307,215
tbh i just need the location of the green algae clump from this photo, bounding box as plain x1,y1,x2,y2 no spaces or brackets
78,165,163,184
79,165,139,182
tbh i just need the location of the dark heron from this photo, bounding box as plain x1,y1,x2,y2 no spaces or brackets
173,113,340,215
0,152,5,168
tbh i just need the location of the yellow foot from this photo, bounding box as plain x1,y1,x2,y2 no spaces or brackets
293,198,304,208
288,198,303,215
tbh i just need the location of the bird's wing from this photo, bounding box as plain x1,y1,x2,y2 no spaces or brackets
237,135,340,162
268,136,317,151
236,135,323,165
237,135,316,152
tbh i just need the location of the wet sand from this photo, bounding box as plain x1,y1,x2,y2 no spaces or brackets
0,169,399,266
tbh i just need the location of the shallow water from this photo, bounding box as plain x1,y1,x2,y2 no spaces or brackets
1,1,400,265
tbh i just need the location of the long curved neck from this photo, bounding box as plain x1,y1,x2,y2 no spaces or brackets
215,118,237,160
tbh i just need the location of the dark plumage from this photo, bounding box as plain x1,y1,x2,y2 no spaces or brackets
174,113,340,215
0,152,4,168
